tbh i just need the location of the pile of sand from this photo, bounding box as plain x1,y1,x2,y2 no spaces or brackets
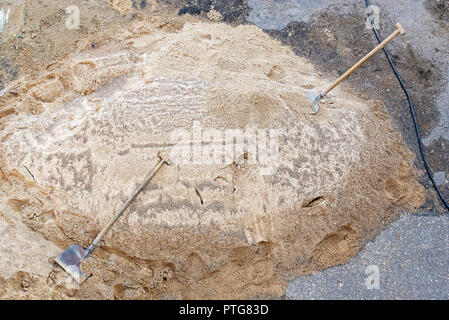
0,11,424,299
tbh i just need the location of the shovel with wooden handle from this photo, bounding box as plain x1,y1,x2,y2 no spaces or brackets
308,22,405,114
55,153,172,284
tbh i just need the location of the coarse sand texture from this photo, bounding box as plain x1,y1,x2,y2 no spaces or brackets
0,17,424,299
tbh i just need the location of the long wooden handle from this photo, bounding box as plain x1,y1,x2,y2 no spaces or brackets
90,154,171,250
322,23,405,97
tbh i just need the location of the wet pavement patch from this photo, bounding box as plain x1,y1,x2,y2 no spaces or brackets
425,0,449,23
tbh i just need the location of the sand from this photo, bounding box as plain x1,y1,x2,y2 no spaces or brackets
0,2,425,299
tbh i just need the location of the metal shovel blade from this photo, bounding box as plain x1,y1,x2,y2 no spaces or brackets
55,244,91,284
307,92,322,115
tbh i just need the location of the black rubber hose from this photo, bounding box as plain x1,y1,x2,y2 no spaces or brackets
364,0,448,211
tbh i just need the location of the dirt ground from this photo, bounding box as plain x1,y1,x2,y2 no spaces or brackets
0,0,437,300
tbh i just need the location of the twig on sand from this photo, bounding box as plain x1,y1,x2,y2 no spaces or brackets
23,165,36,183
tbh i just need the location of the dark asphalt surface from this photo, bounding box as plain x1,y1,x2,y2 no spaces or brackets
286,212,448,299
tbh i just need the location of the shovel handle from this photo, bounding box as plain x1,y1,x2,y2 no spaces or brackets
90,153,171,250
321,23,405,97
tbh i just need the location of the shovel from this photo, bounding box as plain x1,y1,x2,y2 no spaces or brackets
308,22,405,114
55,153,172,283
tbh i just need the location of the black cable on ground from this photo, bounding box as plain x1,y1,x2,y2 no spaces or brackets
364,0,448,211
